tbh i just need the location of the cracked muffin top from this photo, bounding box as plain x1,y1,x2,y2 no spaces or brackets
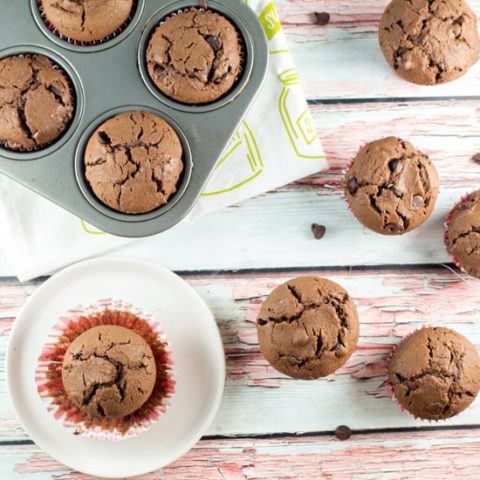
0,55,74,151
41,0,135,43
345,137,440,235
445,190,480,279
62,325,157,418
379,0,480,85
146,8,243,105
256,276,359,380
84,111,184,214
389,327,480,420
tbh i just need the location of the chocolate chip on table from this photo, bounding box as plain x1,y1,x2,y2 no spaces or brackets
314,12,331,26
346,177,359,195
311,224,327,240
472,153,480,164
335,425,352,441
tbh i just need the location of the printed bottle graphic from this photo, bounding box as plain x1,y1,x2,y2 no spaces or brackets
201,121,263,197
277,68,323,160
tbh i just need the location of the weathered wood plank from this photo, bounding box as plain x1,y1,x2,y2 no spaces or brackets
3,428,480,479
1,269,479,442
276,0,480,100
1,98,478,277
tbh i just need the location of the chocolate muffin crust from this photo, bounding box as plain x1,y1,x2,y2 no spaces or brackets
257,276,359,380
62,325,157,418
84,111,184,214
379,0,480,85
389,327,480,420
0,55,74,151
345,137,440,235
146,8,242,104
41,0,135,43
446,190,480,279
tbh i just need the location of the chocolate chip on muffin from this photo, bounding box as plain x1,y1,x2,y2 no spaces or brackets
256,276,359,380
146,8,243,104
0,55,74,151
379,0,480,85
344,137,440,235
445,190,480,279
84,111,184,214
389,327,480,420
41,0,135,43
62,325,157,418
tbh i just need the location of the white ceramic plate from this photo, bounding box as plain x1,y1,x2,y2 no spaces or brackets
6,258,225,478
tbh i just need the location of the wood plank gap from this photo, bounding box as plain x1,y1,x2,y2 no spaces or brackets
202,424,480,441
308,96,480,105
173,263,458,278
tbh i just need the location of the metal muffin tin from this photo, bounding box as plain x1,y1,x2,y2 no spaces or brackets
0,0,269,237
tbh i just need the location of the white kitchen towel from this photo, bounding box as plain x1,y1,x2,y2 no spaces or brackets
0,0,327,281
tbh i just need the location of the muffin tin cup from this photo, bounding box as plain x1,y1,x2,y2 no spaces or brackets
138,1,253,114
75,106,193,223
0,0,269,237
0,45,85,161
35,298,175,442
32,0,147,53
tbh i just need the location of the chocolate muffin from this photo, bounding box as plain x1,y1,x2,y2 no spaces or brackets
345,137,440,235
41,0,135,43
379,0,480,85
256,276,359,380
389,327,480,420
62,325,156,418
445,190,480,279
146,8,242,105
0,55,74,151
84,111,184,214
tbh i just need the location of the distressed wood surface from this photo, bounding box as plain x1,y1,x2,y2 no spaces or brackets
2,0,480,477
2,98,478,276
1,268,480,443
2,428,480,479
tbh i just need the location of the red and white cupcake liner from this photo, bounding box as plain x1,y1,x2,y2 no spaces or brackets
36,298,175,442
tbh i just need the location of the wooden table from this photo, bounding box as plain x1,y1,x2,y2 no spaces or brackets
2,1,480,478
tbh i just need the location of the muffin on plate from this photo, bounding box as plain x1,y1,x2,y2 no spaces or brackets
256,276,359,380
146,8,243,104
344,137,439,235
389,327,480,420
0,55,74,151
36,299,175,440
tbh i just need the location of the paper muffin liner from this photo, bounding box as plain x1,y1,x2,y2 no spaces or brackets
36,0,138,47
0,53,75,153
444,192,474,274
35,299,175,442
146,5,246,104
